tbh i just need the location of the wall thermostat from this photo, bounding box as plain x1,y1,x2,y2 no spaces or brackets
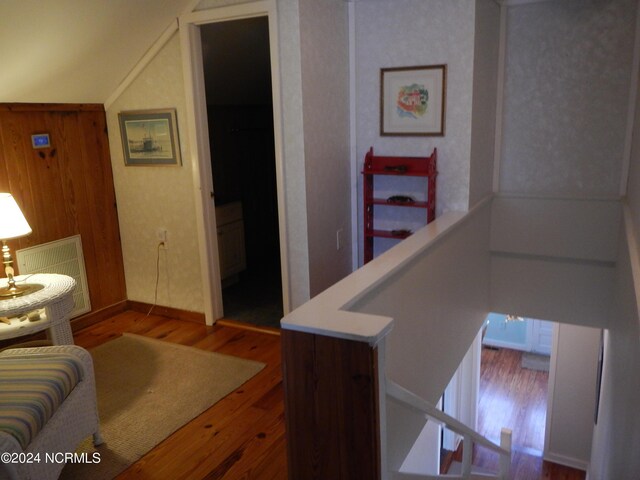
31,133,50,149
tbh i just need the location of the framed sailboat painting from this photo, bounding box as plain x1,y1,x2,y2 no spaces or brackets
119,109,182,166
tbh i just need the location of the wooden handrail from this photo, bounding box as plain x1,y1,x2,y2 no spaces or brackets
386,378,512,477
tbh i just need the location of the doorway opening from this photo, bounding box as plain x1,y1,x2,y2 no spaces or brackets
200,17,283,329
440,313,553,475
440,314,600,477
478,313,552,455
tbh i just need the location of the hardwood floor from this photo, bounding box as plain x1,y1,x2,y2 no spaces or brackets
474,347,586,480
48,314,586,479
73,311,287,480
478,346,549,452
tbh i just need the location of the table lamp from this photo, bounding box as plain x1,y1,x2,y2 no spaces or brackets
0,193,41,298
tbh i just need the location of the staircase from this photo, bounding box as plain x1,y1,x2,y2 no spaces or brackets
387,379,512,480
281,201,520,479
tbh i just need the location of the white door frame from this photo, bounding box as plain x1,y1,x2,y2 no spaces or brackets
179,0,290,325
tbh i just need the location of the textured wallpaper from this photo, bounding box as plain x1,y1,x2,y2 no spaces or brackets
355,0,476,262
628,70,640,252
106,34,205,313
195,0,251,10
299,0,352,296
469,0,500,207
106,0,329,313
276,0,312,307
500,0,637,198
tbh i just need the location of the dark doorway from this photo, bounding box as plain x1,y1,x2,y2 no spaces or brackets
200,17,283,328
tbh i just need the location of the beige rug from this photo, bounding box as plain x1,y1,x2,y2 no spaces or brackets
60,333,265,479
521,352,551,371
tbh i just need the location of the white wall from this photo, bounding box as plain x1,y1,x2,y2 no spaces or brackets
589,64,640,477
348,201,491,471
469,0,500,207
589,215,640,479
488,195,624,470
499,0,636,198
494,3,639,472
275,0,312,307
299,0,352,297
106,34,205,313
107,0,360,312
0,0,194,104
491,256,614,329
351,202,491,404
491,197,621,262
627,44,640,253
545,322,600,470
490,197,619,328
354,0,476,264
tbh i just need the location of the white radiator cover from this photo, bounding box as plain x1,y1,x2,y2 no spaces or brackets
16,234,91,318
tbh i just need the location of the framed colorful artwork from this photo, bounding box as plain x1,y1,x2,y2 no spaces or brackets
118,109,182,166
380,65,446,136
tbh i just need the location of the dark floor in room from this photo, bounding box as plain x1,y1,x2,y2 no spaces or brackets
221,263,283,329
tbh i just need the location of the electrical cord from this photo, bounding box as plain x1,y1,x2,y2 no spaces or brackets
13,273,36,284
147,241,165,316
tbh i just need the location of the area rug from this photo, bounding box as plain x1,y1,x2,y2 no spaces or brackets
521,352,551,372
60,333,265,479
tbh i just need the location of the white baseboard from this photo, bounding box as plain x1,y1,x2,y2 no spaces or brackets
585,467,592,480
543,450,589,472
482,338,527,351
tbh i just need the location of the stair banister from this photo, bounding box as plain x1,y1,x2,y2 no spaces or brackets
386,379,512,479
499,429,512,479
281,203,494,479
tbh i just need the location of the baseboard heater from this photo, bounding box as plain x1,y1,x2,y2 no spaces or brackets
16,234,91,318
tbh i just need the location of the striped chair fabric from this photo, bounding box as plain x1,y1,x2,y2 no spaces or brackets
0,353,84,449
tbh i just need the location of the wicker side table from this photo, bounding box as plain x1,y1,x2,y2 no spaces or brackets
0,274,76,345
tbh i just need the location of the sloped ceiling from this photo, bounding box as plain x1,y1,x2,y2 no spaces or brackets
0,0,195,104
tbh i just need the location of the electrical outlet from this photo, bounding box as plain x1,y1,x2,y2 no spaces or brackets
157,228,168,249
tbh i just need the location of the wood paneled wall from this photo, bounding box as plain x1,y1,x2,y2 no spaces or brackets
282,329,381,479
0,103,126,314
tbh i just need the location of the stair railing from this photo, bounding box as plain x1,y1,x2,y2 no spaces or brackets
386,379,512,480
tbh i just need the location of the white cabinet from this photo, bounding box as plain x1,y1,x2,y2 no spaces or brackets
215,202,246,280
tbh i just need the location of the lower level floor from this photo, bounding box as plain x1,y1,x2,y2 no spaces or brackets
4,310,591,479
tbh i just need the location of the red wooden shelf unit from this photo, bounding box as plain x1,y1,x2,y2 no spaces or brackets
362,147,437,264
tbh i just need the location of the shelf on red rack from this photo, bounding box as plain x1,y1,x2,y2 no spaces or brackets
365,229,413,239
362,168,431,177
362,147,437,264
369,198,429,208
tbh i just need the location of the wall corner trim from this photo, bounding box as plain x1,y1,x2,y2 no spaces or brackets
622,202,640,326
104,18,179,110
620,2,640,196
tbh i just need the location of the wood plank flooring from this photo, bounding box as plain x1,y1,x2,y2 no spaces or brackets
69,314,587,479
478,346,549,452
474,347,586,480
72,311,287,480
